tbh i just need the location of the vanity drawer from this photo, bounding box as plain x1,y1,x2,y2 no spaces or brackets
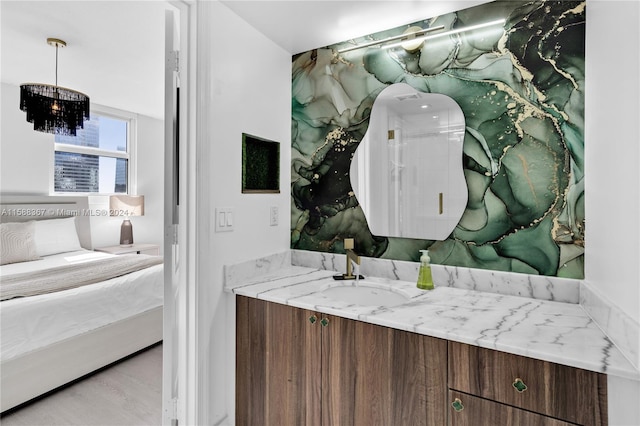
448,342,607,426
449,390,573,426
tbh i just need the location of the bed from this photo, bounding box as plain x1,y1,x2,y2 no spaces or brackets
0,195,164,413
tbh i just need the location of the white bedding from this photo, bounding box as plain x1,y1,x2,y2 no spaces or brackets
0,249,163,361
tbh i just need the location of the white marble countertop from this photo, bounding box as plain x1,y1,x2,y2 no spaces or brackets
225,260,639,380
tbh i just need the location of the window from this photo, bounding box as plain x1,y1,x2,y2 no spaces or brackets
52,107,136,194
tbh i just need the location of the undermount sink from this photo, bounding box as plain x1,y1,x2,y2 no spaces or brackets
320,280,410,307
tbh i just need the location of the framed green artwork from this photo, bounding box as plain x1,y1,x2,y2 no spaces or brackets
242,133,280,193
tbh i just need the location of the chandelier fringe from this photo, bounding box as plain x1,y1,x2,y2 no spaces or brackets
20,84,90,136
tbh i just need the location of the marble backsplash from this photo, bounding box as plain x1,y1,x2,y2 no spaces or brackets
581,282,640,371
291,249,580,303
223,251,292,288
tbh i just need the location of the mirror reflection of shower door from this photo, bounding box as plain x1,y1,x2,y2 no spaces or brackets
388,118,403,237
350,83,467,241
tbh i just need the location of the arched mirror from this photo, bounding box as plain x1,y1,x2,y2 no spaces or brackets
350,83,467,240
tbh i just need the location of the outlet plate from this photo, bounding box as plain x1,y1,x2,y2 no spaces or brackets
270,206,278,226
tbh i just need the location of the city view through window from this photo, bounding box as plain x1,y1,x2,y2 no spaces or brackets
54,114,129,193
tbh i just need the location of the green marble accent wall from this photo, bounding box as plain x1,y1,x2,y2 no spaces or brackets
291,0,585,279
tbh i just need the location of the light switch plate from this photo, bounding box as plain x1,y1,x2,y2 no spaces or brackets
215,207,234,232
270,206,278,226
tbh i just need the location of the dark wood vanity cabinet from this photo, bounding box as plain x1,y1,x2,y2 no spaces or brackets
236,295,321,425
448,341,608,426
321,313,447,425
236,296,609,426
236,296,447,426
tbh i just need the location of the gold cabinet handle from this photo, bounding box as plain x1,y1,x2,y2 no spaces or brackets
308,315,317,324
513,377,527,393
451,398,464,412
320,317,330,327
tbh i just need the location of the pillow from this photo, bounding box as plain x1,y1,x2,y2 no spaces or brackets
0,221,41,265
33,217,83,257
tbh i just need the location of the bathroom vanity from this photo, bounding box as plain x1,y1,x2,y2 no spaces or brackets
236,296,606,425
226,252,636,426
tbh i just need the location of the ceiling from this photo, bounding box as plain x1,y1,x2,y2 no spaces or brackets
1,1,487,120
1,1,170,120
221,1,488,54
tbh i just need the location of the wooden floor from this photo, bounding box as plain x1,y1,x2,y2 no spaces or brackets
1,343,162,426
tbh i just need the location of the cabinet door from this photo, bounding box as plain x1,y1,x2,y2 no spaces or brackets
321,315,447,426
236,296,321,426
448,391,574,426
448,342,608,426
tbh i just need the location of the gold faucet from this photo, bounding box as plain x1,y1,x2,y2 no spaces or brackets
343,238,361,280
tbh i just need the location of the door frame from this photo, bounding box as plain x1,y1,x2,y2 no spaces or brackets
163,1,198,425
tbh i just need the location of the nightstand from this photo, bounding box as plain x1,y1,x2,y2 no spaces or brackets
94,243,160,256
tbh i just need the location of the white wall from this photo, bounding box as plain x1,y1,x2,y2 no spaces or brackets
194,2,292,424
1,83,52,193
585,1,639,325
0,82,165,251
585,2,640,424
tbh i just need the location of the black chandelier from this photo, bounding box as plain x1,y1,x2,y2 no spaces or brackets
20,38,90,136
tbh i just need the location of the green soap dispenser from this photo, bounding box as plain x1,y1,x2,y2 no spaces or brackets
417,250,434,290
